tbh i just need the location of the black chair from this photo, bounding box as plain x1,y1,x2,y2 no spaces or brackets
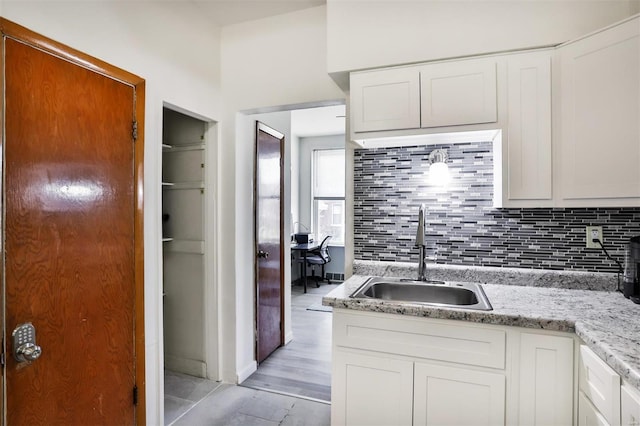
306,235,332,286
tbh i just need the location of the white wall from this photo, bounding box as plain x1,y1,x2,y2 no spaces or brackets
327,0,639,74
0,2,222,424
220,5,345,383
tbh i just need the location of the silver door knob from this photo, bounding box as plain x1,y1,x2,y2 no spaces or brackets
16,342,42,362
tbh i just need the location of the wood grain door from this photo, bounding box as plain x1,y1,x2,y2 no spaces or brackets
254,122,284,364
2,26,143,425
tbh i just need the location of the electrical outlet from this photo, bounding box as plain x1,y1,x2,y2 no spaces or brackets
586,226,603,248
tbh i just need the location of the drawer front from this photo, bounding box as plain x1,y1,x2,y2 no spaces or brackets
579,345,621,426
579,391,611,426
333,310,506,369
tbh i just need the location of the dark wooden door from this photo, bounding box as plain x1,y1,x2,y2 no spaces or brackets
255,122,284,363
4,35,138,424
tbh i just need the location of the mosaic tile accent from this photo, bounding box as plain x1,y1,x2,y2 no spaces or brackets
353,142,640,274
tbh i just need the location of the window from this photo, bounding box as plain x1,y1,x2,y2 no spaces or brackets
312,149,345,245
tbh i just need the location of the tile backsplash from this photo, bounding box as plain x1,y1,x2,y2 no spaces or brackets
353,142,640,274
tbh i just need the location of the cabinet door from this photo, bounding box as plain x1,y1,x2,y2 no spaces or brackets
579,345,621,426
518,333,574,426
332,349,414,426
413,362,506,426
420,59,497,128
558,17,640,203
579,392,611,426
622,384,640,426
350,67,421,133
506,51,552,201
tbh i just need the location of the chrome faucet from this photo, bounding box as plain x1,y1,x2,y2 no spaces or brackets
416,204,427,281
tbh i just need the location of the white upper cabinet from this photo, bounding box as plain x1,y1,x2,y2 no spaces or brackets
505,51,553,203
350,58,498,135
348,15,639,208
420,59,497,128
350,66,421,133
557,16,640,205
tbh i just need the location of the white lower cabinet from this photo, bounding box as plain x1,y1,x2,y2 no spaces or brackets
332,349,414,426
331,309,576,426
579,345,621,426
413,362,505,426
621,384,640,426
579,391,611,426
518,332,575,425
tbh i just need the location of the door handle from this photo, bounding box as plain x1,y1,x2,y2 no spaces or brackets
12,323,42,363
257,250,269,259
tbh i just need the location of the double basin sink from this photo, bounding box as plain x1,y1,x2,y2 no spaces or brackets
350,277,493,311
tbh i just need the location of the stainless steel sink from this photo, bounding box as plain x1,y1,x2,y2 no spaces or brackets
350,277,493,311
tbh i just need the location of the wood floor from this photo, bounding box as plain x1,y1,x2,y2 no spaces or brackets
240,282,338,402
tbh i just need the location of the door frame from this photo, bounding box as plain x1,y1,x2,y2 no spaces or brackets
0,18,146,425
253,121,285,362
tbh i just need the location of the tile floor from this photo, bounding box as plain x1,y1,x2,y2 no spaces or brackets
168,382,331,425
164,281,335,425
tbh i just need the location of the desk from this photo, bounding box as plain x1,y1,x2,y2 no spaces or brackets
291,241,321,293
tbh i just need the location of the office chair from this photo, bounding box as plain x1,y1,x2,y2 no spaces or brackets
306,235,332,286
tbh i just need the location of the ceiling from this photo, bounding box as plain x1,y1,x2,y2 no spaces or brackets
191,0,326,26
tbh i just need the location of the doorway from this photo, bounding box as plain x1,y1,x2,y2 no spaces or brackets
241,104,346,402
161,105,220,424
161,106,218,379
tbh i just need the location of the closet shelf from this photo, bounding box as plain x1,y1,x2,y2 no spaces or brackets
162,238,205,255
163,142,205,153
162,181,204,190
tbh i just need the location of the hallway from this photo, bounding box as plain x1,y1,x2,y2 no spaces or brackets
241,283,337,402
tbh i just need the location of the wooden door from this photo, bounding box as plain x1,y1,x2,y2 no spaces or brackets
254,122,284,364
2,20,145,425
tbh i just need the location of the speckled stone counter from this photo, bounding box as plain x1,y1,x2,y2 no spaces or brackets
323,274,640,392
353,259,619,292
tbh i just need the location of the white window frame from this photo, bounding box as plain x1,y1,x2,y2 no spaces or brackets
312,148,345,246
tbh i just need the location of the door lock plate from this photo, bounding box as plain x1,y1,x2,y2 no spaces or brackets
12,322,42,363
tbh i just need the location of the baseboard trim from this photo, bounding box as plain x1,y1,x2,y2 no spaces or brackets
284,331,294,344
237,360,257,384
164,355,206,378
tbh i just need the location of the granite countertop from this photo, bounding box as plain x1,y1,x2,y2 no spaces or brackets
323,274,640,392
